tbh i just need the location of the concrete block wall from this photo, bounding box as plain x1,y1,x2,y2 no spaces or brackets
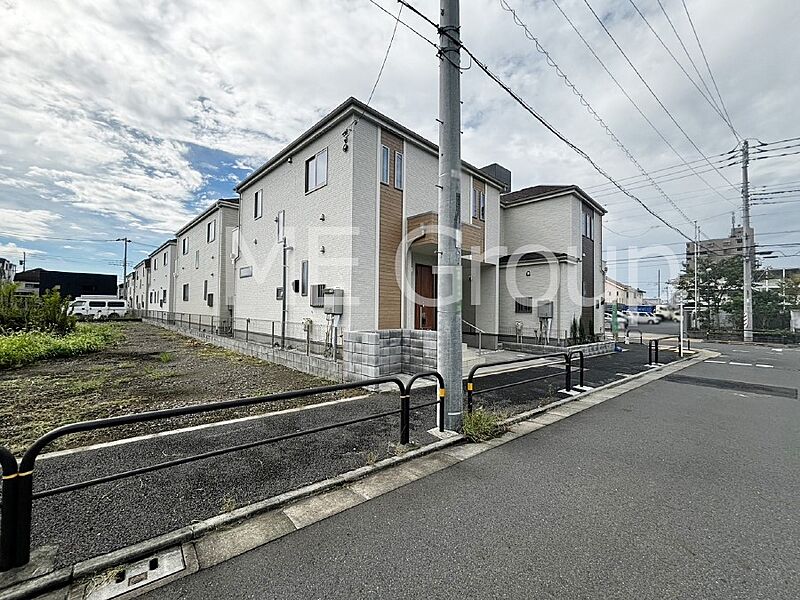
343,329,437,381
502,340,614,357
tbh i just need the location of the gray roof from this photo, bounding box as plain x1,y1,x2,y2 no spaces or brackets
501,185,607,215
175,198,239,237
235,97,507,193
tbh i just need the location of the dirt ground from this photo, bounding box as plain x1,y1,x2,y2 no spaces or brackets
0,322,360,454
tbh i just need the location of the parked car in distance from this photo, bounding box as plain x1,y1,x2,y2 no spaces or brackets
69,296,128,320
622,310,661,325
654,304,676,320
604,313,628,330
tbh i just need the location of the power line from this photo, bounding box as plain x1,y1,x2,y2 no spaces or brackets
366,3,404,106
580,0,740,196
499,0,702,230
364,0,437,49
399,0,697,243
681,0,736,131
550,0,738,208
628,0,735,137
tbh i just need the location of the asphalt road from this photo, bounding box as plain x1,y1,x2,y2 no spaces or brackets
145,343,799,600
1,344,672,569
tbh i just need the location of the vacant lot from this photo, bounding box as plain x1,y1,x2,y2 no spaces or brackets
0,322,358,454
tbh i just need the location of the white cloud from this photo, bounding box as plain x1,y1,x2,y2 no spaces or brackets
0,208,61,240
0,242,44,259
0,0,798,288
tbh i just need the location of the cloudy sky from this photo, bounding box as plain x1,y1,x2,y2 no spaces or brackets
1,0,798,296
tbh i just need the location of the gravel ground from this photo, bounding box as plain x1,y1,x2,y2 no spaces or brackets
0,322,360,454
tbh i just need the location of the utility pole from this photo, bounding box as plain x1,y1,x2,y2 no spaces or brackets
437,0,463,431
657,269,661,303
693,220,698,329
741,141,754,342
20,251,26,272
116,237,130,300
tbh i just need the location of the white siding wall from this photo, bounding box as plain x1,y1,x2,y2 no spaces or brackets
173,203,238,320
502,194,576,256
148,244,176,313
235,122,357,332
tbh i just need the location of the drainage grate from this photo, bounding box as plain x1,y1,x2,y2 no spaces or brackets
664,374,798,399
81,546,187,600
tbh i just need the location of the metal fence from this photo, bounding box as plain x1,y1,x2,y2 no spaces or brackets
705,329,798,345
133,311,342,359
465,351,585,413
0,372,445,572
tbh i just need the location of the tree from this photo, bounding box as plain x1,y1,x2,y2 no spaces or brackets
676,256,744,329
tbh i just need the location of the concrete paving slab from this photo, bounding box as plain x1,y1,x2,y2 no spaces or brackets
282,488,366,530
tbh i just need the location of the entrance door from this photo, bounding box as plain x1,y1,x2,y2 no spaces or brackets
415,264,437,330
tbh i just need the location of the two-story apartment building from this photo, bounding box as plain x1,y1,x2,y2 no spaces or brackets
500,185,606,339
605,277,645,308
173,199,239,325
232,97,506,341
147,240,176,313
131,259,150,310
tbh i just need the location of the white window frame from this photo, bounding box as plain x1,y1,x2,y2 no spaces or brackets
203,279,208,300
394,151,404,189
480,191,486,221
207,219,216,243
182,283,189,302
239,266,253,278
195,249,200,269
305,148,328,193
254,189,263,220
182,237,189,255
301,260,309,297
380,145,390,184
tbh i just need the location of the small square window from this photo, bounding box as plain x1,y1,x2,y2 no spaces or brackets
239,266,253,278
305,148,328,193
515,297,533,314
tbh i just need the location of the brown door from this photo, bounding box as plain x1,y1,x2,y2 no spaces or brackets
415,264,437,330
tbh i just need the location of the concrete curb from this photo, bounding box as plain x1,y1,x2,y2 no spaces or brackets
3,350,714,600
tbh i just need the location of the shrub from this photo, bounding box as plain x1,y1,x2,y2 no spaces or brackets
0,283,76,335
462,408,508,442
0,324,121,369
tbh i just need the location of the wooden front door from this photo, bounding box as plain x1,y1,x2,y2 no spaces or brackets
415,264,437,330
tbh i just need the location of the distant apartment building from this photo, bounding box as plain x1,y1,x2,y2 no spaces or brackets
147,240,177,313
13,269,117,298
131,259,150,310
0,257,17,283
686,225,754,265
605,277,645,308
173,199,239,324
500,185,606,338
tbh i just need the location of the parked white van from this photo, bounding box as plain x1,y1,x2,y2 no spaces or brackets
69,296,128,320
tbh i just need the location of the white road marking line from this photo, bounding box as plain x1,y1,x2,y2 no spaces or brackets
771,348,783,352
732,350,750,353
705,360,726,364
38,393,372,461
756,364,774,368
729,361,752,366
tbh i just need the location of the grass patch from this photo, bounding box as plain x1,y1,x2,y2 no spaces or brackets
0,324,122,369
158,352,173,363
143,366,181,380
462,408,508,442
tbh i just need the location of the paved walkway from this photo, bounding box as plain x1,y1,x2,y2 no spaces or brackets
143,344,799,599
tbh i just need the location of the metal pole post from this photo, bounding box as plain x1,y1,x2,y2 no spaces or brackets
565,354,572,391
272,321,275,348
742,140,754,342
400,392,410,445
14,472,33,568
281,237,287,349
679,303,684,357
693,221,698,330
579,351,584,387
436,0,463,432
655,340,659,364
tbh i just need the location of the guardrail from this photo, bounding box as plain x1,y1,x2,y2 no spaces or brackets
0,372,445,571
648,335,691,365
465,351,585,413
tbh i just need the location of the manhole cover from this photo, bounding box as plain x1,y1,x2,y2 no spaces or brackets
80,546,187,600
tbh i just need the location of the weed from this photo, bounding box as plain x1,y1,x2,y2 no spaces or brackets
462,408,508,442
0,324,122,369
65,376,107,395
220,495,237,513
143,367,180,380
158,352,173,363
365,450,379,465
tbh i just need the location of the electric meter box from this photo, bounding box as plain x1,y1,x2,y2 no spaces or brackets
324,288,344,315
